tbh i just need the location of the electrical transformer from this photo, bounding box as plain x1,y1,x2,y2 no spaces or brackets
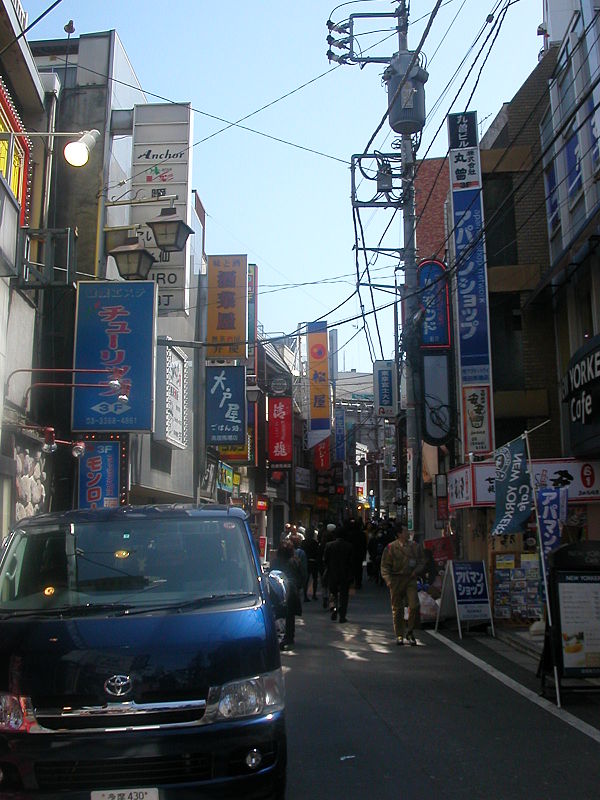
384,51,428,135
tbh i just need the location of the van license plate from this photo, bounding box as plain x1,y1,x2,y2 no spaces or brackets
91,790,158,800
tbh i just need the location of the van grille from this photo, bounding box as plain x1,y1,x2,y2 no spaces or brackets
35,707,206,731
35,752,213,790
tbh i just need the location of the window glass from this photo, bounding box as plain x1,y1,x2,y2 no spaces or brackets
0,516,259,613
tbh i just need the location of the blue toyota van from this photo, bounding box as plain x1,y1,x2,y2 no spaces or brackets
0,504,287,799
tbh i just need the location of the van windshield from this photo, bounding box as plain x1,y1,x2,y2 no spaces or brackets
0,516,259,614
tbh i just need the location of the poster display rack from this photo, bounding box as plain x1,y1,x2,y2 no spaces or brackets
538,542,600,703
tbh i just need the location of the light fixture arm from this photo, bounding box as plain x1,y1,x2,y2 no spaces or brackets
22,380,128,412
0,130,101,167
105,194,178,208
5,367,120,398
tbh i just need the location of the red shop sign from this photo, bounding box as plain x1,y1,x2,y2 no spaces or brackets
268,396,292,464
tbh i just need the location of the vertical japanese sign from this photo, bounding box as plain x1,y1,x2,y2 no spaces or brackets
246,263,258,372
129,103,193,313
314,437,330,471
155,345,188,449
373,360,397,417
206,255,248,359
417,259,450,348
307,321,331,449
78,441,120,509
491,437,532,535
334,406,346,462
463,385,492,455
73,281,156,432
537,487,568,577
205,365,246,445
268,395,292,466
448,111,494,455
407,447,414,531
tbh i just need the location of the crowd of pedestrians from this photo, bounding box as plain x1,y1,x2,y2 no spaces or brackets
274,516,425,649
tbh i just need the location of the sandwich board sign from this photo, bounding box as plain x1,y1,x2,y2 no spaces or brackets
435,560,494,639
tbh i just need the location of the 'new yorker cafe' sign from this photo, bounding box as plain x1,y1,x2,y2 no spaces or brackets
561,333,600,458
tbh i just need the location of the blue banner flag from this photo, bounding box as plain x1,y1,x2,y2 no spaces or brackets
537,487,568,576
491,437,533,535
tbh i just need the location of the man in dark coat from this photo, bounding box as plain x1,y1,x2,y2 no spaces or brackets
323,525,353,623
347,517,367,590
271,539,303,650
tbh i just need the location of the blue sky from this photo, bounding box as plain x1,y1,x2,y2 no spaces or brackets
23,0,544,372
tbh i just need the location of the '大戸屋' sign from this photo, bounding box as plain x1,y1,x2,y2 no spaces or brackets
205,366,246,446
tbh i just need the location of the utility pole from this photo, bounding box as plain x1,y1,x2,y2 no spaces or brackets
396,3,419,537
327,0,427,536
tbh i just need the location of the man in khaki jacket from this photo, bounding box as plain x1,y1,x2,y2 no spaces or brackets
380,525,426,645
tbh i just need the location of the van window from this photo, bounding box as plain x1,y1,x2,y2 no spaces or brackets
0,517,259,613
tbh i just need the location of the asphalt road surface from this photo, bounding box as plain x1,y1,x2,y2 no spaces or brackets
281,578,600,800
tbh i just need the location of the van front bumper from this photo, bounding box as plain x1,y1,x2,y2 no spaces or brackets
0,711,286,799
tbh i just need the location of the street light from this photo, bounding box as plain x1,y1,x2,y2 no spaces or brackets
246,378,263,404
16,426,86,458
107,236,155,280
105,194,193,280
0,130,101,168
146,206,194,253
63,130,101,167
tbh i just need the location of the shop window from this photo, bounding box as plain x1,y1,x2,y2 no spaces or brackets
150,438,172,473
573,269,594,347
0,112,25,208
490,293,524,391
483,175,517,267
558,60,576,124
555,294,571,381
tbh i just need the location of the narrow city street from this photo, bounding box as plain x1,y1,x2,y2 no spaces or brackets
283,579,600,800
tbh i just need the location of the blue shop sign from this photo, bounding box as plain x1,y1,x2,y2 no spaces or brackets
417,259,450,348
206,366,246,446
72,281,156,432
452,188,491,384
78,441,120,509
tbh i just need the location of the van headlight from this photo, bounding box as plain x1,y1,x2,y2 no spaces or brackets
0,694,35,732
203,669,284,723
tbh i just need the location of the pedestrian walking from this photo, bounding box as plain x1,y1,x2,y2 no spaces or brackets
301,527,320,600
323,525,353,623
347,517,367,590
271,539,303,650
319,523,337,609
289,529,309,602
380,525,426,645
372,524,391,586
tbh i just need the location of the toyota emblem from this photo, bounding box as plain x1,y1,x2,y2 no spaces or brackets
104,674,132,697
